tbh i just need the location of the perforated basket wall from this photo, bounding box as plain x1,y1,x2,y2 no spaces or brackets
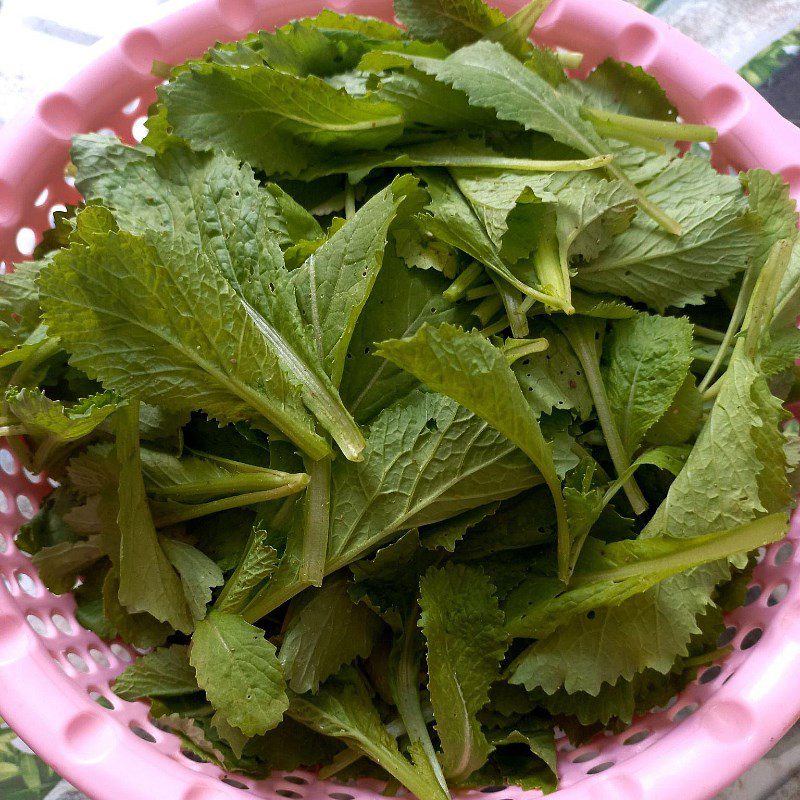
0,1,799,799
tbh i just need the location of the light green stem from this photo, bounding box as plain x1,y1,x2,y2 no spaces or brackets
491,278,529,338
473,294,504,327
152,484,306,527
558,318,648,515
465,284,496,301
298,456,331,588
584,107,718,143
591,120,667,153
443,261,483,303
697,261,760,393
389,611,449,796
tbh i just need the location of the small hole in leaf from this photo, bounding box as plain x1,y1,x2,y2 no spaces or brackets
426,418,438,431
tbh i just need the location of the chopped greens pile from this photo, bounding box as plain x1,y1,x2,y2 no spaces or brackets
4,0,800,793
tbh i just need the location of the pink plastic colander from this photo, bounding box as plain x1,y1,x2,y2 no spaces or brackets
0,0,799,798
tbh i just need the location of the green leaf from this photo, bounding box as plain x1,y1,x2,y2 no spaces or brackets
512,320,593,419
70,141,361,460
287,666,448,800
39,226,329,460
394,0,505,49
774,237,800,332
509,336,793,695
32,539,103,594
505,512,786,642
603,314,694,456
760,326,800,376
341,245,474,422
160,537,224,622
257,11,403,77
114,645,199,701
484,1,551,57
373,68,500,130
115,402,193,632
5,387,122,471
278,576,383,693
349,530,436,627
644,373,703,447
141,448,308,502
376,324,569,578
455,486,555,560
246,390,538,619
160,62,404,176
216,527,279,614
575,156,756,310
190,609,289,736
742,169,798,269
419,169,551,303
420,563,507,781
583,58,676,120
72,134,323,253
0,261,45,350
475,718,557,793
407,41,675,232
291,174,422,386
103,567,172,649
419,501,500,551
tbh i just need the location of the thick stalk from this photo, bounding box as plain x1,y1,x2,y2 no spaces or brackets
465,284,496,301
443,261,483,303
480,318,510,337
148,472,308,501
583,107,718,143
503,338,548,365
151,483,306,527
697,259,760,393
473,294,504,327
389,611,449,796
558,318,648,515
491,277,529,338
298,456,331,588
410,153,611,172
589,120,667,153
533,222,574,314
8,336,61,388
